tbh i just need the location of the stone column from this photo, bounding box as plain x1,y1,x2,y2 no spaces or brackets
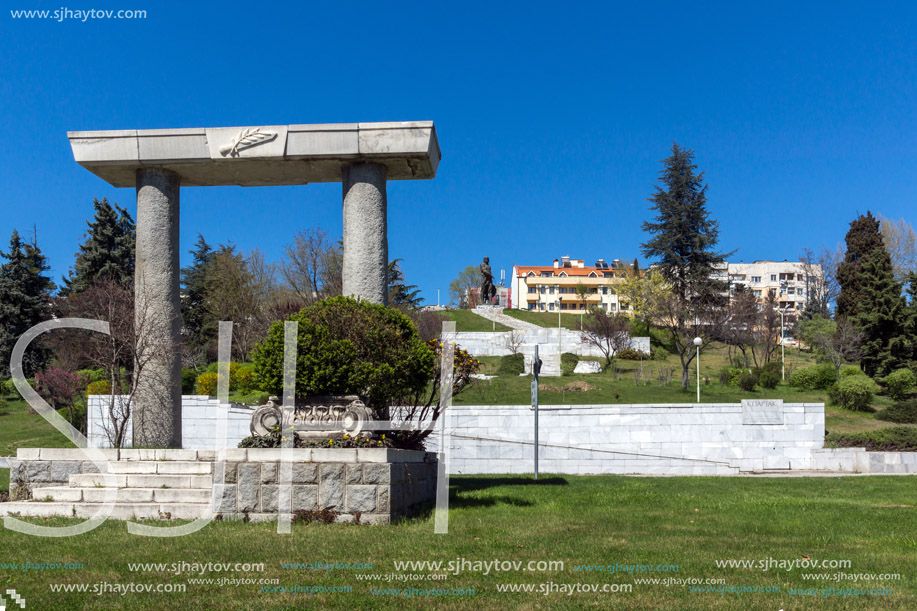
133,168,182,448
342,163,388,305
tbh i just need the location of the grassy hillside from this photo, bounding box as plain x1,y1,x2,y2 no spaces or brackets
437,309,511,332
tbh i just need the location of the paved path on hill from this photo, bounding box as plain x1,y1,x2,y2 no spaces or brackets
472,307,542,330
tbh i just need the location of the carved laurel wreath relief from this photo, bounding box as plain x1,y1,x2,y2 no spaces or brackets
219,127,278,156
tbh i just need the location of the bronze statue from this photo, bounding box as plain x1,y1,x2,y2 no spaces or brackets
480,257,496,304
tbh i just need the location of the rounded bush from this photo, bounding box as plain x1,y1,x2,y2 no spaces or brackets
758,370,780,389
251,297,434,411
85,380,111,396
829,375,879,411
498,353,525,376
561,353,579,376
719,367,746,386
881,368,917,401
875,400,917,424
789,363,836,390
762,361,782,376
232,363,256,394
651,347,669,361
1,379,16,397
181,369,198,395
738,372,758,392
196,372,218,396
616,348,649,360
839,365,865,378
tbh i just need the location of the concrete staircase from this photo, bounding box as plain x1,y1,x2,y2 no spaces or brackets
0,461,214,520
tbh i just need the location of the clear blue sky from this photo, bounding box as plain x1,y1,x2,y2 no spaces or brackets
2,1,915,305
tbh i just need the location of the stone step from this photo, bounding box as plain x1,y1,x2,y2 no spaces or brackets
32,486,213,504
0,501,213,521
105,460,213,475
69,473,213,489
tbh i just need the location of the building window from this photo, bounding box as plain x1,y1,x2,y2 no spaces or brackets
609,303,617,311
539,303,545,311
589,287,598,294
548,303,554,311
788,287,795,295
541,271,554,277
601,287,608,294
768,288,776,297
620,303,629,310
797,274,804,281
539,286,545,294
528,287,536,294
603,272,613,278
771,274,777,282
528,303,535,310
751,276,761,283
548,287,555,294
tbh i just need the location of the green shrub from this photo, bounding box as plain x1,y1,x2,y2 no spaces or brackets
737,372,758,392
181,369,198,395
1,379,16,397
232,363,256,394
825,426,917,451
839,365,865,378
651,347,669,361
718,367,746,386
789,363,836,390
561,353,579,376
616,348,649,360
758,370,781,390
77,368,107,386
875,400,917,424
251,297,434,411
85,380,111,396
196,373,219,396
498,353,525,376
762,361,782,376
829,375,879,411
881,368,917,401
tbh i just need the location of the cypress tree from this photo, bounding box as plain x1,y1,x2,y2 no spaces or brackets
61,198,135,294
640,143,733,302
856,247,909,377
0,230,56,378
181,234,215,358
836,211,884,319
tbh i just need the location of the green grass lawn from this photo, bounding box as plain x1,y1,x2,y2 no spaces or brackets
0,467,8,493
437,310,511,332
501,308,588,329
0,475,914,609
0,395,73,456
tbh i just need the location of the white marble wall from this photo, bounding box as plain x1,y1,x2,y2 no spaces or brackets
87,395,254,449
453,329,650,359
425,403,826,475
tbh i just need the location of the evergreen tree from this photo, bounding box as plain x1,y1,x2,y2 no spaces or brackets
632,258,640,277
61,198,135,294
180,234,215,360
387,259,424,309
640,143,733,302
0,230,56,378
836,211,884,319
856,247,909,377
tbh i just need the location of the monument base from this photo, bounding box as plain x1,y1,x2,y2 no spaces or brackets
2,448,437,525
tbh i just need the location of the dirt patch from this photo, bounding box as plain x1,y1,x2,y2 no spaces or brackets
539,381,597,393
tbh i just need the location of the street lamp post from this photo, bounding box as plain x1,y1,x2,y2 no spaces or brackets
693,337,703,403
779,309,786,381
556,284,561,358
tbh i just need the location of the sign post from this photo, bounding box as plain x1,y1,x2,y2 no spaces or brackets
532,345,541,480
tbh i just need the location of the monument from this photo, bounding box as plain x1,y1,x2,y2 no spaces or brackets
480,256,496,304
68,122,441,448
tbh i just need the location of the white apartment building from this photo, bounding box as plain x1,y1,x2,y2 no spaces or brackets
725,260,823,317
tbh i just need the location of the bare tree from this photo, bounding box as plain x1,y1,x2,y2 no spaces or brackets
204,247,261,360
878,214,917,281
50,279,178,447
800,246,842,316
449,265,481,308
811,317,865,381
722,289,759,367
755,290,782,365
581,309,631,367
503,329,526,355
621,270,728,390
281,227,331,304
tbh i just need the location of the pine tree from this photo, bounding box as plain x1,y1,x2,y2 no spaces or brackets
632,258,640,277
0,230,56,378
640,143,733,302
61,198,135,294
856,247,909,377
387,259,424,309
180,234,215,360
836,211,884,319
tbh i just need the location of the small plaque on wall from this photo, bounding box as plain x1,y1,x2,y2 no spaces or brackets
742,399,784,425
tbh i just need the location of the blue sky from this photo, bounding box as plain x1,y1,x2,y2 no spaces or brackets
2,1,915,305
